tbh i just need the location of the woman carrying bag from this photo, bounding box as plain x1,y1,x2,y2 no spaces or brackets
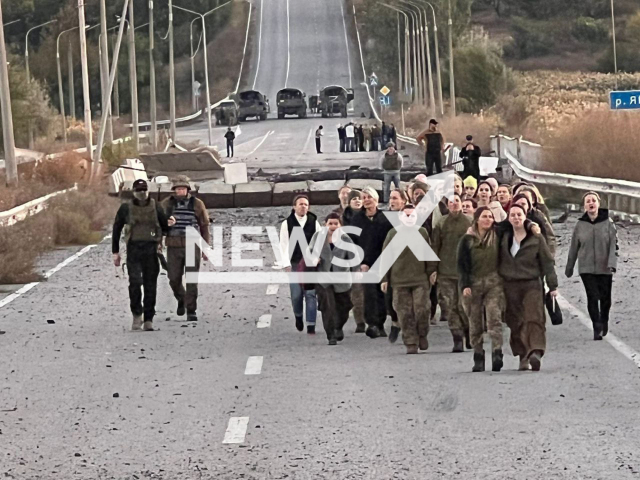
499,205,559,372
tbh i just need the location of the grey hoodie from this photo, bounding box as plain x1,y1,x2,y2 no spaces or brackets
309,229,360,293
566,209,618,276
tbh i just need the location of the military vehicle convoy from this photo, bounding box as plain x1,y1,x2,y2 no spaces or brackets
231,90,270,121
317,85,354,118
276,88,308,119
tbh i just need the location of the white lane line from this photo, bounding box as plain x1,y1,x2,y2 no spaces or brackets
245,356,264,375
339,0,353,90
266,284,279,295
285,0,291,87
558,295,640,369
222,416,250,444
0,236,110,310
257,314,272,328
252,0,264,90
248,130,274,156
295,128,313,162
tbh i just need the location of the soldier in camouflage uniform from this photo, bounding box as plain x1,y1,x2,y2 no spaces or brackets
381,204,436,354
457,206,505,372
431,193,472,352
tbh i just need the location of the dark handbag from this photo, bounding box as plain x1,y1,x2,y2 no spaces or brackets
545,292,563,325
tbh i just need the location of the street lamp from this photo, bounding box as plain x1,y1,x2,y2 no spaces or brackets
25,19,57,149
447,0,456,116
380,4,410,102
420,1,444,115
57,26,80,145
174,1,232,146
610,0,618,89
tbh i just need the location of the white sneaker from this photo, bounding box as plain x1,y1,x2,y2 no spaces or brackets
132,315,143,331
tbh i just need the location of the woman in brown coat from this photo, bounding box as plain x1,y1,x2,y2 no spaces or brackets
499,205,558,372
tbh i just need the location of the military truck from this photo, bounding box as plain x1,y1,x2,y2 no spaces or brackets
276,88,308,119
214,99,239,126
232,90,270,121
318,85,354,118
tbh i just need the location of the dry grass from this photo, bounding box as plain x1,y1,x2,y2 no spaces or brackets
544,109,640,183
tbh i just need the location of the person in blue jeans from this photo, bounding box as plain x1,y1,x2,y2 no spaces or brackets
279,195,322,334
381,142,403,203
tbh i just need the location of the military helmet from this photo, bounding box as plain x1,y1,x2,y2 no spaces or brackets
171,175,191,191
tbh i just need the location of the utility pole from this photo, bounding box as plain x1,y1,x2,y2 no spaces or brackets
95,0,130,169
78,0,93,169
128,0,139,151
169,0,176,144
111,33,120,118
99,0,113,143
0,1,18,186
56,28,74,146
149,0,157,151
68,40,75,119
396,13,402,92
447,0,456,116
610,0,618,89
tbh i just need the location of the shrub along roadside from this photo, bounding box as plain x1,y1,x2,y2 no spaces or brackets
0,187,119,284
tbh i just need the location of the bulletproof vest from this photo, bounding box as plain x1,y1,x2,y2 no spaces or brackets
382,152,401,171
125,199,162,243
168,196,198,237
286,211,317,266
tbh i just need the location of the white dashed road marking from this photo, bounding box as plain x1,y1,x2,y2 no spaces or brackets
558,294,640,369
222,417,250,444
245,356,264,375
266,284,279,295
257,314,272,328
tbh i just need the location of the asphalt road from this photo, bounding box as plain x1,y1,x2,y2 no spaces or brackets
1,207,640,479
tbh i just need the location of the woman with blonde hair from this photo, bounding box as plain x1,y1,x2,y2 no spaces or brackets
457,207,505,372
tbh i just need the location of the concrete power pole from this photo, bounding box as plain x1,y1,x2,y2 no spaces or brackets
78,0,94,170
0,1,18,186
169,0,176,144
149,0,157,151
128,0,139,151
99,0,113,143
111,34,120,118
447,0,456,116
68,40,75,119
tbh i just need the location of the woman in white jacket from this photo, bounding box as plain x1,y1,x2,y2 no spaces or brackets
565,192,619,340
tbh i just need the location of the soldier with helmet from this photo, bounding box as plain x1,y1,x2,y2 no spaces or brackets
112,179,173,331
161,175,211,322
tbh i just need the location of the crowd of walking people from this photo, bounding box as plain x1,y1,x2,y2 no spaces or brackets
278,170,619,373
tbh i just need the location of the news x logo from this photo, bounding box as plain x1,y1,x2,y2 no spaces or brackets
185,171,456,285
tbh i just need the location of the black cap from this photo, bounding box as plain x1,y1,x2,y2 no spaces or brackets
429,118,438,125
132,179,148,192
466,135,473,141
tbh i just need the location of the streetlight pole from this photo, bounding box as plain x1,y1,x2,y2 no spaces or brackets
68,39,75,119
406,1,436,116
396,13,402,92
610,0,618,89
447,0,456,116
169,0,176,144
381,4,413,104
25,19,56,149
0,2,17,185
57,26,79,145
77,0,93,169
111,33,120,118
149,0,157,150
128,2,139,152
422,1,444,116
99,0,113,143
190,18,199,111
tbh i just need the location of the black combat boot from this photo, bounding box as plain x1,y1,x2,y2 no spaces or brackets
295,316,304,332
602,321,609,337
187,311,198,322
452,333,464,353
307,325,316,335
388,325,401,344
365,325,380,339
355,324,366,334
492,349,504,372
176,300,185,317
335,329,345,342
472,351,485,372
593,322,603,341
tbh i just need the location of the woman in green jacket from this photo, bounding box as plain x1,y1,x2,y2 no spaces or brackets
457,207,505,372
499,205,558,372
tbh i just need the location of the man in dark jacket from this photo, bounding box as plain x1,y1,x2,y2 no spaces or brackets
224,127,235,158
337,124,346,152
349,186,393,338
381,121,390,146
357,124,365,152
113,179,172,331
459,135,481,181
279,195,322,334
161,175,210,322
416,119,445,176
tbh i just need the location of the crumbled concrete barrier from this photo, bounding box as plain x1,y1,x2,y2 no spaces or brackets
307,180,347,205
347,179,384,199
234,182,273,208
198,183,234,209
272,181,309,206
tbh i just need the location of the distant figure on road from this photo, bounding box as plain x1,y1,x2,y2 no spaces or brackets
363,124,372,151
224,127,235,158
381,142,403,203
381,121,390,146
459,135,481,181
390,123,398,146
371,123,381,151
416,119,445,176
345,122,355,152
112,179,172,332
357,124,365,152
315,125,324,154
161,176,210,323
337,124,346,152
